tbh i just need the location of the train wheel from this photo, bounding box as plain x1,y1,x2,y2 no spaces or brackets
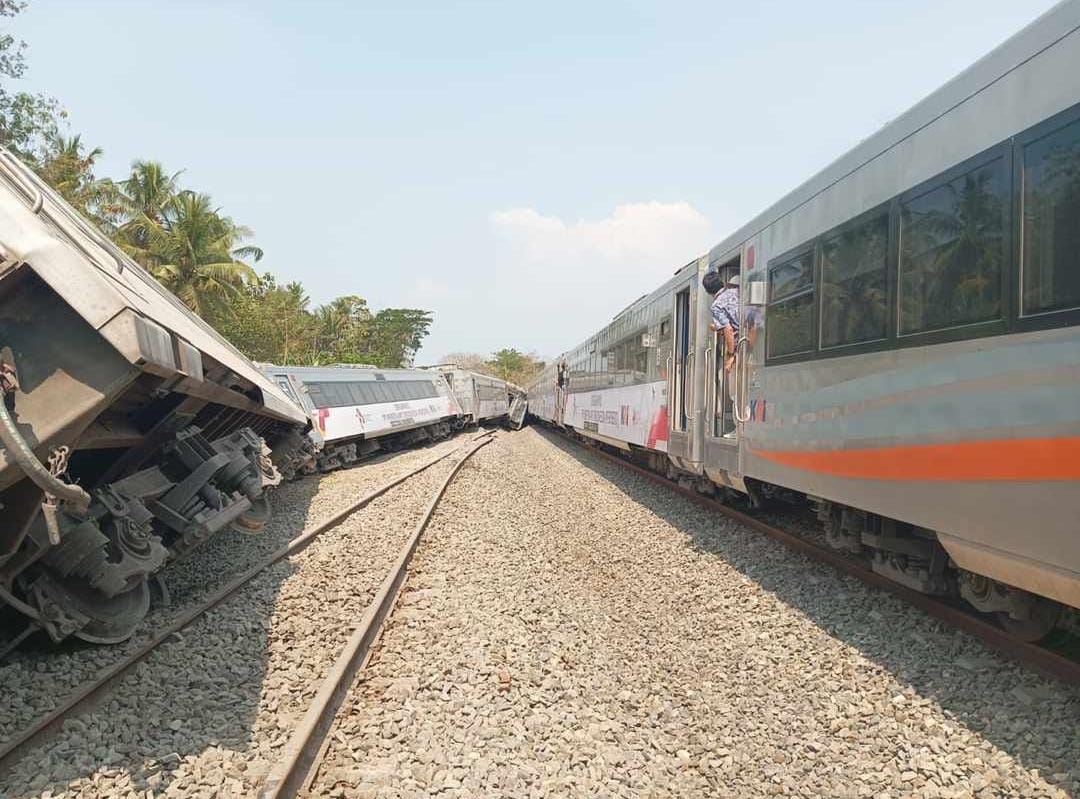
997,599,1061,642
232,495,272,533
31,574,151,644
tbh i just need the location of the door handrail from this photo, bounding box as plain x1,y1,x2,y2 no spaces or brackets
734,336,751,423
665,355,674,431
685,350,696,423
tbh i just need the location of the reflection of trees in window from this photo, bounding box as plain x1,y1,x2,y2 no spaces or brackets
1023,119,1080,316
767,252,814,358
900,160,1005,334
820,213,888,348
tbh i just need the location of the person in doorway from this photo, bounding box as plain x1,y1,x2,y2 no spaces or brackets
704,271,740,373
703,270,740,438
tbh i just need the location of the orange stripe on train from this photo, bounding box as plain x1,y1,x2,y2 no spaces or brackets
752,436,1080,481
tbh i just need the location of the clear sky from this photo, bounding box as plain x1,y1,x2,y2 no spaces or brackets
12,0,1061,362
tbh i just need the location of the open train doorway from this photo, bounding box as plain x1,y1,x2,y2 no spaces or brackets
709,255,741,443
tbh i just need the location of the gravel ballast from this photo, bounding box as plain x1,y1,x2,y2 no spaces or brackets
310,427,1079,799
0,433,475,798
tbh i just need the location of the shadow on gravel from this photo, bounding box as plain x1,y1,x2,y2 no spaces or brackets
0,467,326,798
534,426,1079,797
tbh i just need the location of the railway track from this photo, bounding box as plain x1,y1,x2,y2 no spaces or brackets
547,426,1080,686
0,430,493,783
258,433,491,798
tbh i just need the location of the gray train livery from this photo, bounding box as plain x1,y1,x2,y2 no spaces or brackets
529,1,1080,641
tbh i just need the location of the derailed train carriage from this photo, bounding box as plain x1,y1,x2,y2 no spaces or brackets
529,1,1080,640
0,149,312,648
260,364,462,472
429,365,528,429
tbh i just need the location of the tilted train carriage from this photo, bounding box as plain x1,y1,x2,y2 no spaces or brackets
260,364,462,472
429,365,528,429
0,149,312,647
529,1,1080,640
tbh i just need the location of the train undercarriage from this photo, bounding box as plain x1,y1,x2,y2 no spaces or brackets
0,418,286,652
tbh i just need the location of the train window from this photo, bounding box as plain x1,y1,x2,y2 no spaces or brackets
899,157,1006,335
276,379,299,404
767,250,815,359
306,383,325,406
819,210,889,348
345,383,366,405
1021,117,1080,317
316,382,348,407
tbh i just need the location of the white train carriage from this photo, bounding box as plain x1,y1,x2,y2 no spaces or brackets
262,364,461,471
429,366,513,425
0,148,310,646
529,0,1080,640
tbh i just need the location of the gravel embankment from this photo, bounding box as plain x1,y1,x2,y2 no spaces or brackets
311,427,1079,799
0,433,475,799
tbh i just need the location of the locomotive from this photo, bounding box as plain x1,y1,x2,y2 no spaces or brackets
529,1,1080,641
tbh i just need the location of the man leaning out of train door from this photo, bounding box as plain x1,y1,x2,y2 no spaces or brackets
704,270,740,373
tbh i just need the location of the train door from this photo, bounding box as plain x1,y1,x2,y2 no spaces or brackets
703,256,741,477
671,288,691,434
667,264,705,471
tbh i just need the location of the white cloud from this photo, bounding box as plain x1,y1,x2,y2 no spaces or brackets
416,201,716,363
487,201,714,353
490,201,712,282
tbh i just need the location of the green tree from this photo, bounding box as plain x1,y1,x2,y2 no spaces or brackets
366,309,433,367
486,348,545,385
312,295,373,364
113,160,182,261
143,190,260,318
0,1,62,163
34,134,116,223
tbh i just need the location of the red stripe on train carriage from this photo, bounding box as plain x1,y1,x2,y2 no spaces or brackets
752,436,1080,481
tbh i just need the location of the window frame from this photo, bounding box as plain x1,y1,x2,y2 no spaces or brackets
762,140,1020,366
817,200,895,355
1014,100,1080,333
895,141,1012,348
765,240,817,364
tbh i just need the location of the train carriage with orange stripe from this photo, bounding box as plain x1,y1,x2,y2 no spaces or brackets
528,0,1080,640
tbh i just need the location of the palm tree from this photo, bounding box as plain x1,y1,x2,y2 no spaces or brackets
144,190,260,318
35,134,114,223
114,160,183,264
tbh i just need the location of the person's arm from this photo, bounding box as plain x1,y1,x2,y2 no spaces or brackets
723,325,736,371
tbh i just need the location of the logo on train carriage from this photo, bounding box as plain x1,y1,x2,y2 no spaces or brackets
316,407,330,435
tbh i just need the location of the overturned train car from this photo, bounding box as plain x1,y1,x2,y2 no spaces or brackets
0,149,311,647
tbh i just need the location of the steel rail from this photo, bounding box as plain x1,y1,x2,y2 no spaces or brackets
259,434,492,799
549,428,1080,685
0,431,492,771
